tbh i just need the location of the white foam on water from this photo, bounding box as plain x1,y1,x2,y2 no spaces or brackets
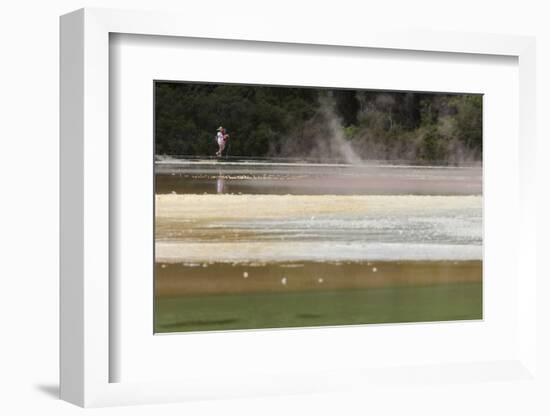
156,241,481,263
155,194,482,263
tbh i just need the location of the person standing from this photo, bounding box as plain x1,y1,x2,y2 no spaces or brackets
215,126,229,157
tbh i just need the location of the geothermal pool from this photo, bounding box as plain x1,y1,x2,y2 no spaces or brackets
154,159,483,333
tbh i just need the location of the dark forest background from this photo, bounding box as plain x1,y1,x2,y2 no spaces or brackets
155,82,482,165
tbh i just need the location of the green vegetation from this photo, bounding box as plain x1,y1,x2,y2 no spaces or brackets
155,82,482,164
155,283,482,333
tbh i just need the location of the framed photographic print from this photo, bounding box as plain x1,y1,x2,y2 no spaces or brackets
153,81,483,334
60,8,539,408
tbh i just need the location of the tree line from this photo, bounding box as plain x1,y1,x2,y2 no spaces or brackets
155,81,482,164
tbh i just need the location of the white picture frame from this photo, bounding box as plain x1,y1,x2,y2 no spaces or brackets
60,7,538,408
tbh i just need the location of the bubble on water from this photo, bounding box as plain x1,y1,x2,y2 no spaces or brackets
281,277,287,285
160,264,167,269
243,271,249,278
372,267,378,272
317,277,324,283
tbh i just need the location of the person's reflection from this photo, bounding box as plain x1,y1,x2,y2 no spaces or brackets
216,172,226,194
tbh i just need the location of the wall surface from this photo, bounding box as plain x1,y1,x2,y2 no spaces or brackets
1,0,548,414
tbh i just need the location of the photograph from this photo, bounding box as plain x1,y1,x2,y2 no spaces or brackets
153,81,483,333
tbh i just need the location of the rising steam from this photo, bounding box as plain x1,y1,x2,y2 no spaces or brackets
269,93,481,166
270,94,363,164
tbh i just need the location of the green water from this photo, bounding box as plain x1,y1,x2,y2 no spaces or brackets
155,282,482,333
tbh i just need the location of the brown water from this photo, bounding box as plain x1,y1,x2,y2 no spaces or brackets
155,159,482,195
156,260,482,296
